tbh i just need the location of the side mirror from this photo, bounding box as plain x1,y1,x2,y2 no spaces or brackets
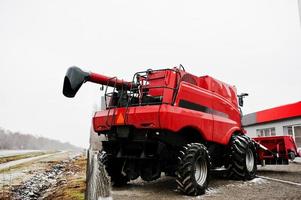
239,98,244,107
237,93,248,107
99,85,104,91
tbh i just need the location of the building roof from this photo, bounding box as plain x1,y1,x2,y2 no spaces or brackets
242,101,301,126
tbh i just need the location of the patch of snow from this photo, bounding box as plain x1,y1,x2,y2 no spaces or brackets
205,187,219,195
189,188,219,199
98,197,113,200
222,178,268,189
12,159,71,200
294,157,301,163
249,178,267,184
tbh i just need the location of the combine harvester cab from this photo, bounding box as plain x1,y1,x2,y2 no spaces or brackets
255,135,301,165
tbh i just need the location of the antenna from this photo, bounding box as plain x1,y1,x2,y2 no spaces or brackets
299,0,301,26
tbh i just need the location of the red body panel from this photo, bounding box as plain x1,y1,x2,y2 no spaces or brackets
93,106,160,131
158,104,213,142
93,70,242,146
93,104,239,145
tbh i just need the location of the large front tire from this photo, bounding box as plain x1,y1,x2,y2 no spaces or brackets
226,134,257,180
176,143,210,196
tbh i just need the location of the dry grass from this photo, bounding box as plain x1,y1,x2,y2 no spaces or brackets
45,156,86,200
47,177,86,200
0,190,13,200
0,151,48,164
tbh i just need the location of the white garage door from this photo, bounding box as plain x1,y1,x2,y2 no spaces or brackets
294,126,301,148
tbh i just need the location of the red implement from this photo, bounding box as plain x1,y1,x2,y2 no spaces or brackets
254,136,301,165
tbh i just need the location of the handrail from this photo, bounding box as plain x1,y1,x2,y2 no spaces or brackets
122,68,183,124
105,77,118,127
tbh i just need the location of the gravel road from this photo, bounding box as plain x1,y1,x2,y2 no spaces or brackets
112,160,301,200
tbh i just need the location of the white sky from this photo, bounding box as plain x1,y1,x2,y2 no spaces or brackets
0,0,300,148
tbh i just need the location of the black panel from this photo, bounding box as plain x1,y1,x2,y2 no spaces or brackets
179,100,210,113
178,99,229,118
179,100,211,113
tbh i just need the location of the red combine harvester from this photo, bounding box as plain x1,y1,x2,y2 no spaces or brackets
63,66,300,196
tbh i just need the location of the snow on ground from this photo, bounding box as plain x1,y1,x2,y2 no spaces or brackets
249,177,267,184
0,150,43,158
0,151,63,171
205,187,219,196
294,157,301,163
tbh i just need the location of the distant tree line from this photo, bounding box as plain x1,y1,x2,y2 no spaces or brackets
0,127,81,150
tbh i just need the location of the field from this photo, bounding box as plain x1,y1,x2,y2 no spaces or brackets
1,151,301,200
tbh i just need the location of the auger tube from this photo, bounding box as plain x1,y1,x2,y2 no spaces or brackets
62,66,133,98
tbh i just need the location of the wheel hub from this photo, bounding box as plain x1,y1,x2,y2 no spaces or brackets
194,157,207,186
246,149,254,172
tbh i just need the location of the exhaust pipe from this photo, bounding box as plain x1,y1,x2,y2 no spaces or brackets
63,66,134,98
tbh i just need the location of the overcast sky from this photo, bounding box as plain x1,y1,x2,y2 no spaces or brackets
0,0,300,148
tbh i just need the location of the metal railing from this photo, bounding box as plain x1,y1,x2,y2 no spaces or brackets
103,68,183,127
124,68,182,124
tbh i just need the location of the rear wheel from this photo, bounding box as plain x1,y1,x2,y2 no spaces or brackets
226,134,257,180
140,160,161,181
176,143,210,196
288,151,296,161
98,150,129,186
